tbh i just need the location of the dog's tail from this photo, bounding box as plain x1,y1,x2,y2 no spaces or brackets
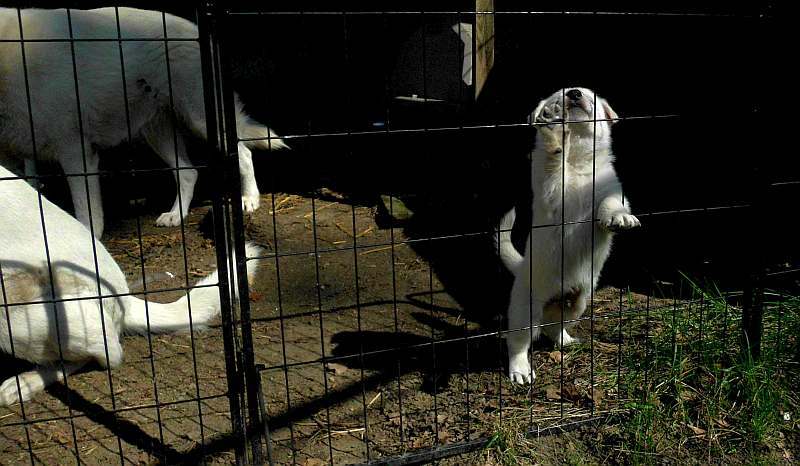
122,243,264,335
236,103,289,151
178,91,288,151
495,208,524,273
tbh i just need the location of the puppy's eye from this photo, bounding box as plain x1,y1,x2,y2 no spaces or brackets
542,109,552,119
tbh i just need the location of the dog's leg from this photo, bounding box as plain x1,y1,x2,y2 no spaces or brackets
0,362,84,407
542,301,578,347
61,150,104,238
506,273,542,384
144,128,198,227
238,142,260,213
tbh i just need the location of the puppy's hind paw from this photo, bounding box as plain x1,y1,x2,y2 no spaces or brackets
156,211,184,227
242,194,260,213
510,370,534,385
0,375,34,407
555,331,580,348
508,355,536,385
601,212,640,231
0,380,21,407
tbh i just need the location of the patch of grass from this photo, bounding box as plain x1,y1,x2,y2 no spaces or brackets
483,422,530,466
614,277,799,463
470,280,798,465
472,418,592,466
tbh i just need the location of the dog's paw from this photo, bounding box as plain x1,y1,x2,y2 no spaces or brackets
242,194,260,213
155,211,183,227
559,332,580,348
600,212,640,231
508,354,535,385
0,375,31,407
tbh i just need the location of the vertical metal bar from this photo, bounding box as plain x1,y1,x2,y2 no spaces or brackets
381,11,405,451
14,8,82,462
63,11,127,462
742,90,768,362
216,7,276,463
380,11,407,452
617,288,623,399
589,92,598,417
526,7,537,427
698,284,705,361
340,11,372,460
255,367,275,464
296,11,335,464
197,3,248,463
559,88,567,420
158,11,208,462
265,191,296,466
113,5,167,460
671,283,678,383
418,10,441,449
644,291,651,391
311,192,335,464
0,263,36,465
742,272,763,359
389,193,407,451
775,294,784,366
526,111,535,426
218,13,264,466
456,11,473,441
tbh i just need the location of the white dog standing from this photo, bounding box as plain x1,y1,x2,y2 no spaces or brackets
497,87,640,384
0,7,287,238
0,163,262,406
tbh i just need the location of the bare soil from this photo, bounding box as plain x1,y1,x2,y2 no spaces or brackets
1,192,655,465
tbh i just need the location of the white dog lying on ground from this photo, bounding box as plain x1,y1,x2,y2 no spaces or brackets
0,163,263,406
496,87,640,384
0,7,287,238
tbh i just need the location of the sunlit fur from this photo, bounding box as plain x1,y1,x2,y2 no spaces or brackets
0,163,263,405
496,87,640,384
0,7,287,238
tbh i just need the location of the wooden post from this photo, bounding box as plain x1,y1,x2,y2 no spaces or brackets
475,0,495,99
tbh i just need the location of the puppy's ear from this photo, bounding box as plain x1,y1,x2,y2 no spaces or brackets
600,98,619,125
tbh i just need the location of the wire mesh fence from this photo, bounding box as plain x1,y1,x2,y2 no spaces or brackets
0,1,793,465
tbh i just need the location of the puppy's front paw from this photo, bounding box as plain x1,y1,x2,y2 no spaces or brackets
156,211,183,227
508,354,535,385
601,212,640,231
242,194,260,213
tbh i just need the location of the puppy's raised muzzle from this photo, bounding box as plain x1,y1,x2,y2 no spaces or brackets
566,89,582,101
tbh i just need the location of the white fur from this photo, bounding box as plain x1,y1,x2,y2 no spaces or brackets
496,88,639,384
0,163,264,405
0,7,287,238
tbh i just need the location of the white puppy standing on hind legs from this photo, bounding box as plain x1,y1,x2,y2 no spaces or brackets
0,163,263,406
496,87,640,384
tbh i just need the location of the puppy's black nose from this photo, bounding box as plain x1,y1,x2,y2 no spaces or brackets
566,89,582,101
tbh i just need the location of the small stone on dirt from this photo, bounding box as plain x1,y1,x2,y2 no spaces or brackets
326,363,348,376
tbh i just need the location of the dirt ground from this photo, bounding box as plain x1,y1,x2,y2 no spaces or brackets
0,191,658,465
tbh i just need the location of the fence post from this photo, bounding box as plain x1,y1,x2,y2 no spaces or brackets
213,5,267,464
741,24,770,359
741,272,763,360
197,2,249,464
